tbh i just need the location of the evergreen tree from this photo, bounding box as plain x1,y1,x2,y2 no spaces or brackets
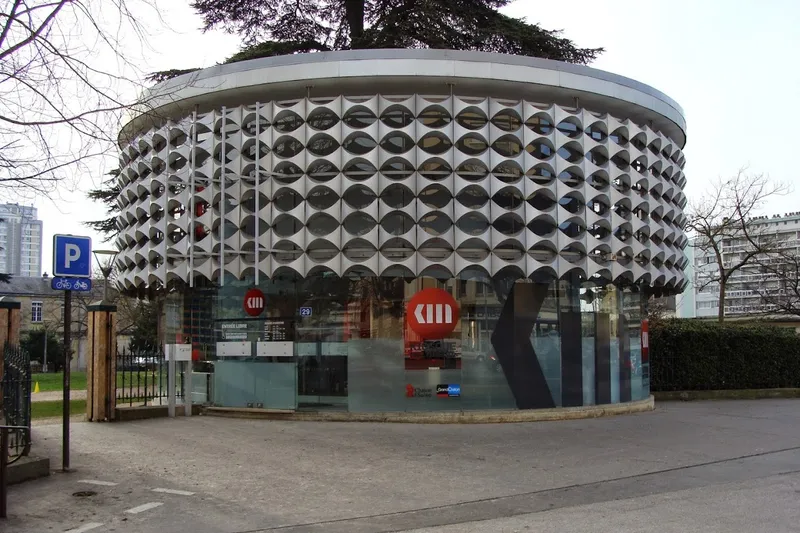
152,0,601,80
86,169,121,241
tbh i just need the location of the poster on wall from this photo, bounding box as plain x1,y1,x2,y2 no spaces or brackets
404,288,462,371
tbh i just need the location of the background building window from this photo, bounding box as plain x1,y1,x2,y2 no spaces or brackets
31,301,43,323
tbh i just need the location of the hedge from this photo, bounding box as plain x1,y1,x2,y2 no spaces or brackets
650,319,800,391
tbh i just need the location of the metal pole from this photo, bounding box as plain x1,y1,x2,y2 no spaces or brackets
103,275,109,302
63,289,72,472
167,345,176,418
43,329,48,373
185,360,192,417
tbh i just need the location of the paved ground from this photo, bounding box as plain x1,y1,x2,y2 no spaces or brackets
5,399,800,532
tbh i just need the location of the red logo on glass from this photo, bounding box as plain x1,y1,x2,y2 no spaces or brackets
406,288,459,339
243,288,265,317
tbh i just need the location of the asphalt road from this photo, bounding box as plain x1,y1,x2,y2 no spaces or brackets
6,399,800,532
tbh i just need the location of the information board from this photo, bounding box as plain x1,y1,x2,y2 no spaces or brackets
263,319,294,342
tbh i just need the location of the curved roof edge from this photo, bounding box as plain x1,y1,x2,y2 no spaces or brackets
122,49,686,146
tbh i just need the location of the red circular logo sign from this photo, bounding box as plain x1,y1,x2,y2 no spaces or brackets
407,288,459,339
243,288,265,317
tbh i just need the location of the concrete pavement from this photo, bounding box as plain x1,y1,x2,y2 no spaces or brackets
5,399,800,532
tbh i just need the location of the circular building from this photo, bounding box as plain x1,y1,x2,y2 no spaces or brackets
116,50,687,412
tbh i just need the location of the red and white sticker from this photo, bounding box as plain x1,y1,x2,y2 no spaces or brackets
243,288,265,317
407,288,459,339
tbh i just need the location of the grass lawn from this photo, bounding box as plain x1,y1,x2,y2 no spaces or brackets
32,399,86,419
31,370,181,403
32,372,87,392
32,371,175,392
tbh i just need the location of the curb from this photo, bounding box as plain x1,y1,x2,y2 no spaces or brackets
202,396,654,424
653,389,800,401
7,456,50,485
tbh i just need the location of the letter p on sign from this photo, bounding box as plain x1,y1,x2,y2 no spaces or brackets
65,244,80,268
52,234,92,278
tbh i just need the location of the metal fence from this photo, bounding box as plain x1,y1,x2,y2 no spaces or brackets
2,345,31,464
116,347,183,406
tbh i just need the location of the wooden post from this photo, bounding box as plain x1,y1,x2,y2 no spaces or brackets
86,303,117,422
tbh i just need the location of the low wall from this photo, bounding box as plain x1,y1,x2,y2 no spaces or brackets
115,404,203,421
203,396,655,424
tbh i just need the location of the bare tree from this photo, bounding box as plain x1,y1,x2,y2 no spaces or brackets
748,248,800,317
686,170,789,322
0,0,169,198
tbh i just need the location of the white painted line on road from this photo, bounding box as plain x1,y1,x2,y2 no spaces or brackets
124,502,163,514
65,523,104,533
78,479,118,486
152,487,195,496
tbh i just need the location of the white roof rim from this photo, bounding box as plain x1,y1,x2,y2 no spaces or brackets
122,49,686,146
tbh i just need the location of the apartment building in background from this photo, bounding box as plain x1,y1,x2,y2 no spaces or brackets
694,212,800,318
0,203,43,277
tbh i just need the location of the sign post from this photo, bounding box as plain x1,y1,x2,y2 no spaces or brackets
52,234,92,472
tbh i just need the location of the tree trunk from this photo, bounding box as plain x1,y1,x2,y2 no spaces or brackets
718,278,726,323
345,0,366,47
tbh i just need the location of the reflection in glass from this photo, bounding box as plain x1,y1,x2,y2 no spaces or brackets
343,107,378,128
456,134,489,156
455,108,488,129
526,114,554,134
491,109,522,132
455,160,489,180
381,106,415,128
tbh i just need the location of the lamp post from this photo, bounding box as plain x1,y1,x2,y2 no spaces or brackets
92,249,118,303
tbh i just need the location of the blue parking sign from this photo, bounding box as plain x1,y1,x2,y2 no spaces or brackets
53,235,92,278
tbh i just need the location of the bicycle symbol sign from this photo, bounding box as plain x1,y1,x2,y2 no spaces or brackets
51,276,93,292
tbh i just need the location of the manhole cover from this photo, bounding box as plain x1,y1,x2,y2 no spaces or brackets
72,491,97,498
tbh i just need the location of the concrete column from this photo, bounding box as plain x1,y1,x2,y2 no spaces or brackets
0,300,21,411
86,303,117,422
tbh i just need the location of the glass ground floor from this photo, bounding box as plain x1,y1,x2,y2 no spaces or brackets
164,269,649,412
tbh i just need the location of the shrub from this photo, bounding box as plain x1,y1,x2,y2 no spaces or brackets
650,319,800,391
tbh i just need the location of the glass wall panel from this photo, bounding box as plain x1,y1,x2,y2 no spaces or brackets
623,290,646,401
592,284,619,405
214,360,297,409
295,271,349,409
346,272,407,411
182,269,653,412
459,271,516,410
403,276,462,411
580,284,596,406
533,282,561,406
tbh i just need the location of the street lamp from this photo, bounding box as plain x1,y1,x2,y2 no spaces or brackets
92,249,118,302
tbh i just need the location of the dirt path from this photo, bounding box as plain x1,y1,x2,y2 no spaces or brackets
32,390,87,402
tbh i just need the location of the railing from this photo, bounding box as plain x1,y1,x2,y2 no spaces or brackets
116,347,183,407
2,345,31,464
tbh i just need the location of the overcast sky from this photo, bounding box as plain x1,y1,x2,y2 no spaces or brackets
32,0,800,274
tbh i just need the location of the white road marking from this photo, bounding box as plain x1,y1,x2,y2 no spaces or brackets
124,502,163,514
65,523,104,533
78,479,118,486
152,487,195,496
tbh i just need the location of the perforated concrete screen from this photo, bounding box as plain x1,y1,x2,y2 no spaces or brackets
114,52,688,292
